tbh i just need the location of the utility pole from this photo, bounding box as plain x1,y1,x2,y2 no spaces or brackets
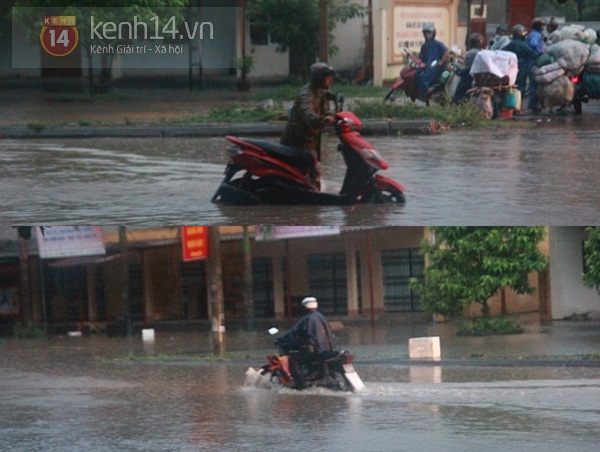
207,226,225,356
366,0,374,81
318,0,329,63
242,226,255,330
118,226,132,336
17,227,32,327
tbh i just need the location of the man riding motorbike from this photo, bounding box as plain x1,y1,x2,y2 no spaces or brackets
280,63,337,191
452,32,486,104
417,24,449,102
276,296,335,390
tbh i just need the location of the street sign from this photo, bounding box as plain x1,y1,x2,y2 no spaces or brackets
181,226,209,261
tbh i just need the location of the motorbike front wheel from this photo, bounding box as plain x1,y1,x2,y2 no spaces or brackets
384,87,402,102
332,371,352,391
378,187,406,204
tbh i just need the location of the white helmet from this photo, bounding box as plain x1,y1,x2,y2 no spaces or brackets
302,297,318,309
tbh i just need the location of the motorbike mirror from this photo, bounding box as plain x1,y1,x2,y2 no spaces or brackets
338,94,345,111
324,91,337,101
268,327,279,335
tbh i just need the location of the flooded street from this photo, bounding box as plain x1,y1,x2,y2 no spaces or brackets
1,119,599,225
2,323,600,451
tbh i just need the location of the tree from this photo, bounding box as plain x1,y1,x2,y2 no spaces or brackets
246,0,366,76
537,0,600,21
413,227,548,318
583,226,600,294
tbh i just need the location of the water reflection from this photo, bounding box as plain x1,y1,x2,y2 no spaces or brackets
2,334,600,450
1,120,599,224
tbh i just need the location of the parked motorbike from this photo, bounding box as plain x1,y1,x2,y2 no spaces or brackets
211,94,406,206
384,50,425,103
384,49,461,105
569,71,600,114
256,327,365,392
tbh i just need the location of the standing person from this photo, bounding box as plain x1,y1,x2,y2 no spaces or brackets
504,24,541,110
452,33,486,104
281,63,337,191
489,24,510,50
526,18,546,112
276,296,335,389
545,17,561,45
417,24,449,102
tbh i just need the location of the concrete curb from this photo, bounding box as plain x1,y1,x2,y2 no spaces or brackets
0,119,445,139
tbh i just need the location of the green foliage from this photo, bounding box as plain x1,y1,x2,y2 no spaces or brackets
196,103,286,124
13,323,44,339
536,0,600,21
583,226,600,294
456,316,523,336
412,227,548,318
352,100,487,127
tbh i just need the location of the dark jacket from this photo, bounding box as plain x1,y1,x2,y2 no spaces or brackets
504,39,540,92
279,309,334,354
280,83,331,157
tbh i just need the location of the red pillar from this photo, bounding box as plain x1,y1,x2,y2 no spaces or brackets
507,0,536,29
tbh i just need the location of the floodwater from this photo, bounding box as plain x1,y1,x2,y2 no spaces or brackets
1,118,599,226
1,323,600,451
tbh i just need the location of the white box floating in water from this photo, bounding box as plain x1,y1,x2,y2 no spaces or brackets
142,328,155,342
408,336,441,360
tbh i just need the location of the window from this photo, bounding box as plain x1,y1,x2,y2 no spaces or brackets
250,23,280,46
381,249,424,312
308,253,347,315
253,257,274,317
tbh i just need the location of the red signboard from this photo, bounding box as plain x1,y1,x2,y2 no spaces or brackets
181,226,209,261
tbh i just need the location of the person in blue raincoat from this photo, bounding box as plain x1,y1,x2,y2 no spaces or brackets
277,296,335,389
417,24,449,102
525,18,546,111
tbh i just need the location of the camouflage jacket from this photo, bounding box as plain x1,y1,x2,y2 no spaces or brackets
280,84,332,158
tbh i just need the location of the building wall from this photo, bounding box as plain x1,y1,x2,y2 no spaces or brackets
549,227,600,319
7,226,597,330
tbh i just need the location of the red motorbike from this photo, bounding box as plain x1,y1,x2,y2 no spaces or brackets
211,94,406,205
384,50,425,103
256,327,365,392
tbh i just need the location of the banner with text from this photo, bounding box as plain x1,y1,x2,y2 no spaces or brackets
255,226,341,241
36,226,106,260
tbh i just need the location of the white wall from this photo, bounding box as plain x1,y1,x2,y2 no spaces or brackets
549,227,600,319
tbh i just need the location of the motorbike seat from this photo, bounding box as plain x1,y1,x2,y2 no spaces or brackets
244,139,314,172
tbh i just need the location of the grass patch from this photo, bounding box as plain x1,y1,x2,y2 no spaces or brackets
109,351,251,363
352,99,488,127
248,82,389,102
27,122,46,131
171,103,287,124
456,316,523,336
13,323,44,339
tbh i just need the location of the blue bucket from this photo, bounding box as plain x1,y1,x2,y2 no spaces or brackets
504,89,521,110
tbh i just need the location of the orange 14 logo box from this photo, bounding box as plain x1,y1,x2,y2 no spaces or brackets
40,15,79,57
